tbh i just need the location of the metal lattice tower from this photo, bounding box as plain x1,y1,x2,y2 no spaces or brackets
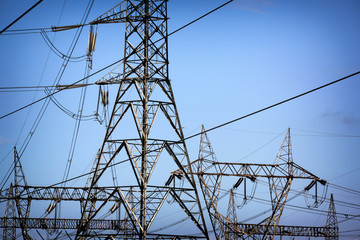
13,147,31,239
172,127,328,240
325,193,339,240
260,128,294,239
226,189,238,240
0,2,343,239
3,184,16,240
76,0,208,239
196,125,226,240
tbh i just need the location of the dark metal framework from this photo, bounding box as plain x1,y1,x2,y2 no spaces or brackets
77,0,208,238
0,1,340,240
325,194,339,240
172,127,334,240
226,223,334,238
1,1,208,239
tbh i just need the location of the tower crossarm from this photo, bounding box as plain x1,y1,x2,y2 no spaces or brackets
226,222,330,238
0,217,206,239
0,185,191,202
52,1,167,31
0,186,122,201
89,0,129,25
89,0,167,25
0,217,127,230
174,161,324,181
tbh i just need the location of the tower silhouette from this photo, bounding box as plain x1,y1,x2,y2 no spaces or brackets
76,1,208,239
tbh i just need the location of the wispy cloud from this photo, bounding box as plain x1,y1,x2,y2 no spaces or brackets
321,111,359,125
0,136,12,145
232,0,275,14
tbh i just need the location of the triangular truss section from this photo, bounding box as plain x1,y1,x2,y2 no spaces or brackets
174,127,328,240
77,1,208,239
325,193,339,240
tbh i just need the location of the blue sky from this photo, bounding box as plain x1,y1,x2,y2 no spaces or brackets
0,0,360,238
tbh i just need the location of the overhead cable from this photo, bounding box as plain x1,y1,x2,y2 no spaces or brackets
0,0,44,35
1,69,360,187
329,182,360,196
184,70,360,141
0,0,237,120
339,228,360,234
17,0,94,159
40,30,88,61
1,70,359,121
168,0,234,37
1,0,233,36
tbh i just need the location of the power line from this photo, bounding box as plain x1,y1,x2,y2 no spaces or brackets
218,186,359,223
339,228,360,233
3,141,360,226
1,69,359,122
0,0,44,35
0,0,236,120
0,60,120,120
3,73,360,200
40,29,88,61
0,86,59,90
1,0,235,36
241,179,360,223
168,0,234,37
17,0,94,161
184,70,360,141
236,130,285,162
329,183,360,196
292,128,360,138
3,77,360,212
0,0,237,198
2,0,360,227
329,167,360,181
0,27,52,35
339,213,360,223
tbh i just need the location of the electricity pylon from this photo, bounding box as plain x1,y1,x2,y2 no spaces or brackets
2,148,32,240
76,0,209,238
233,192,339,239
0,2,342,239
172,127,327,239
77,1,208,238
325,193,339,240
3,184,16,240
226,189,238,239
1,1,208,239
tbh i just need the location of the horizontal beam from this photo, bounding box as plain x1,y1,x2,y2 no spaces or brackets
0,217,124,230
1,218,334,238
0,218,207,239
173,160,325,182
0,185,195,202
229,222,334,237
0,186,119,201
207,162,321,180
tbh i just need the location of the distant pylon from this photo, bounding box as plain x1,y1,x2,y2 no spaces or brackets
261,128,293,239
3,184,16,240
226,189,238,239
227,189,238,224
197,125,227,240
13,147,32,239
325,193,339,240
3,148,32,239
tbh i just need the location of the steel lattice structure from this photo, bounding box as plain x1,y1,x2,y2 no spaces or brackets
1,1,208,239
74,0,209,238
325,194,339,240
0,1,341,240
172,127,337,240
